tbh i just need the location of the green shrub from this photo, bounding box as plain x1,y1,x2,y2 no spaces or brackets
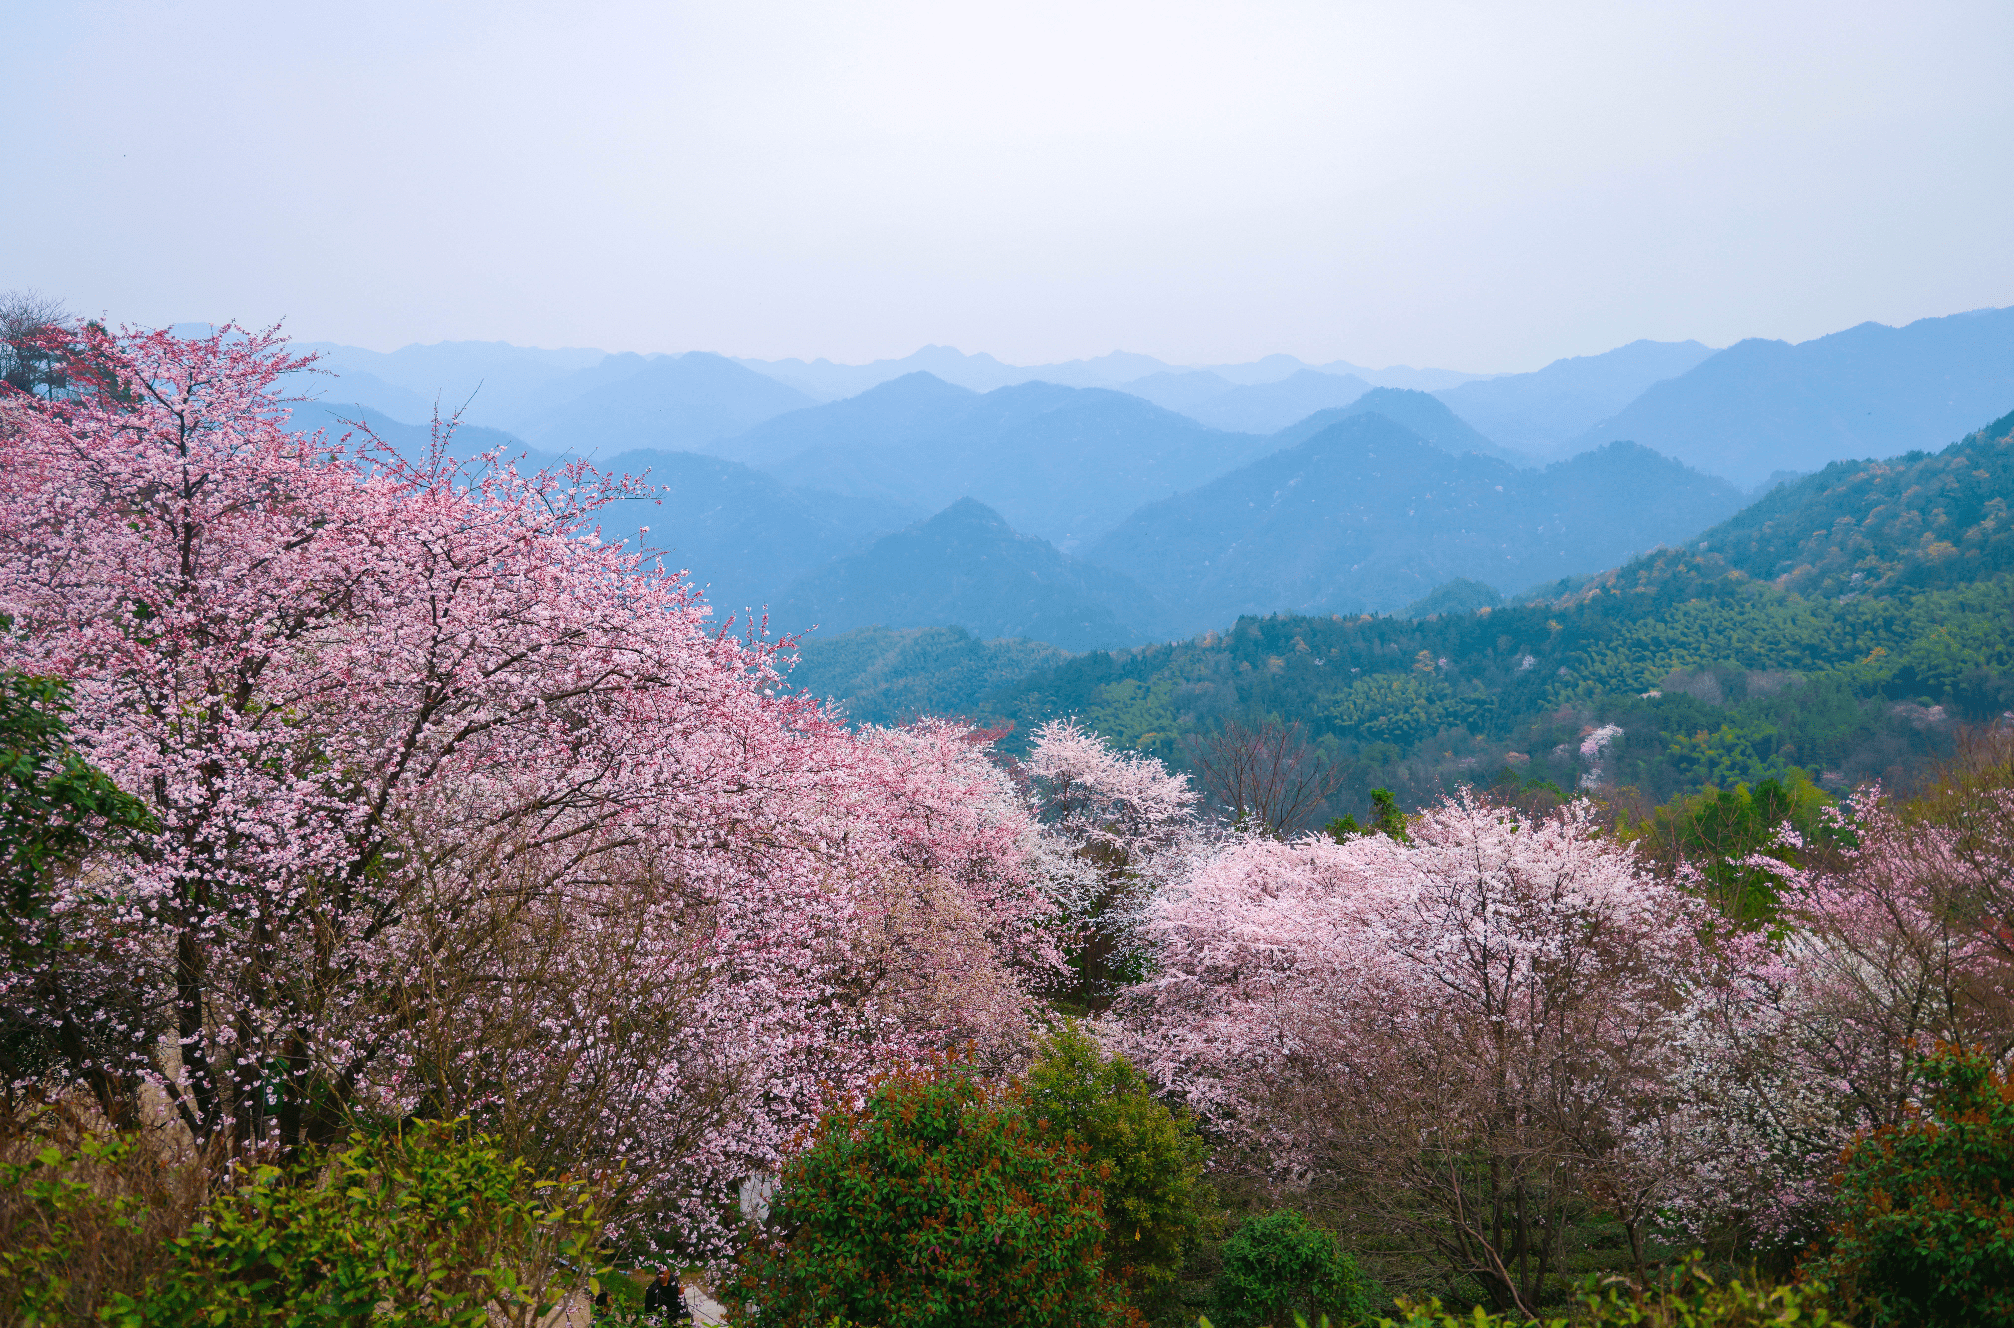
1022,1023,1210,1296
1374,1254,1834,1326
1208,1210,1380,1328
0,1126,200,1328
1810,1043,2014,1326
111,1120,603,1328
728,1060,1138,1328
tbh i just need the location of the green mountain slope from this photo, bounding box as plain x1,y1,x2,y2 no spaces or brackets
784,626,1066,727
1687,409,2014,596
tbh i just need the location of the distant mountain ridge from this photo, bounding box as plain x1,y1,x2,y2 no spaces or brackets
1179,369,1376,435
714,373,1280,547
1564,306,2014,484
557,448,916,617
1272,387,1524,463
515,353,816,458
1087,414,1745,633
1432,339,1718,454
730,345,1491,401
774,499,1165,651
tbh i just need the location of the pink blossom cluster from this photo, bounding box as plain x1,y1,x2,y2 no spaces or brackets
0,323,1065,1252
1661,783,2014,1240
1108,773,2014,1253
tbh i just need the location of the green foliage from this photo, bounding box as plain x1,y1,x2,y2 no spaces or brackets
729,1061,1138,1328
1809,1044,2014,1326
1327,789,1407,844
1626,773,1841,922
112,1121,602,1328
1021,1024,1211,1297
1374,1254,1833,1326
787,625,1065,728
0,1130,171,1328
1323,672,1491,749
0,669,154,938
1209,1211,1382,1328
1,669,160,1109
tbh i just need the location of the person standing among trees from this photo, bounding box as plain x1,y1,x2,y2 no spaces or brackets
643,1267,690,1323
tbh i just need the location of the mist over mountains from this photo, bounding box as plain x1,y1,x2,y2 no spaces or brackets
279,303,2014,657
1559,306,2014,485
1086,420,1745,634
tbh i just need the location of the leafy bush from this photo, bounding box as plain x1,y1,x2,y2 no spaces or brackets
1810,1043,2014,1326
113,1121,602,1328
1208,1210,1381,1328
728,1060,1138,1327
1,669,157,1112
1021,1024,1210,1297
0,1125,201,1328
1378,1254,1834,1326
1326,788,1408,843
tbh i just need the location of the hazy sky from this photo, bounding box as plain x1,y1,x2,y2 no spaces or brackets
6,1,2012,371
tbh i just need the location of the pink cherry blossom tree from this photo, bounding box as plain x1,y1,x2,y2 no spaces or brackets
0,322,1053,1254
1662,777,2014,1243
1020,718,1199,1010
1112,792,1707,1312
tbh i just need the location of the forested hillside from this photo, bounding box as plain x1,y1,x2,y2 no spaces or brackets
791,411,2014,822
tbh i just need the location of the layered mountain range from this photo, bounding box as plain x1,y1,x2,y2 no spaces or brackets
281,303,2014,656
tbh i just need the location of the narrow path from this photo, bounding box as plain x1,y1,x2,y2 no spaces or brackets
684,1285,728,1325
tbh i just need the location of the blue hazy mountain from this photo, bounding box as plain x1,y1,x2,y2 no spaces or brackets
563,448,916,618
1272,387,1524,463
1117,369,1241,414
715,373,1276,547
516,353,817,458
1085,415,1744,633
774,499,1166,651
1401,578,1505,619
732,345,1491,400
296,340,607,428
1433,339,1717,454
1182,369,1375,434
1566,306,2014,485
282,402,540,469
281,366,437,423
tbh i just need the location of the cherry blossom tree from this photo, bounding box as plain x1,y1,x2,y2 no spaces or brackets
1113,793,1706,1312
1663,775,2014,1243
0,322,1054,1253
1021,719,1199,1010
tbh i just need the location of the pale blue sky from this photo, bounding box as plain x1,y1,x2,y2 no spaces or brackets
5,0,2011,370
